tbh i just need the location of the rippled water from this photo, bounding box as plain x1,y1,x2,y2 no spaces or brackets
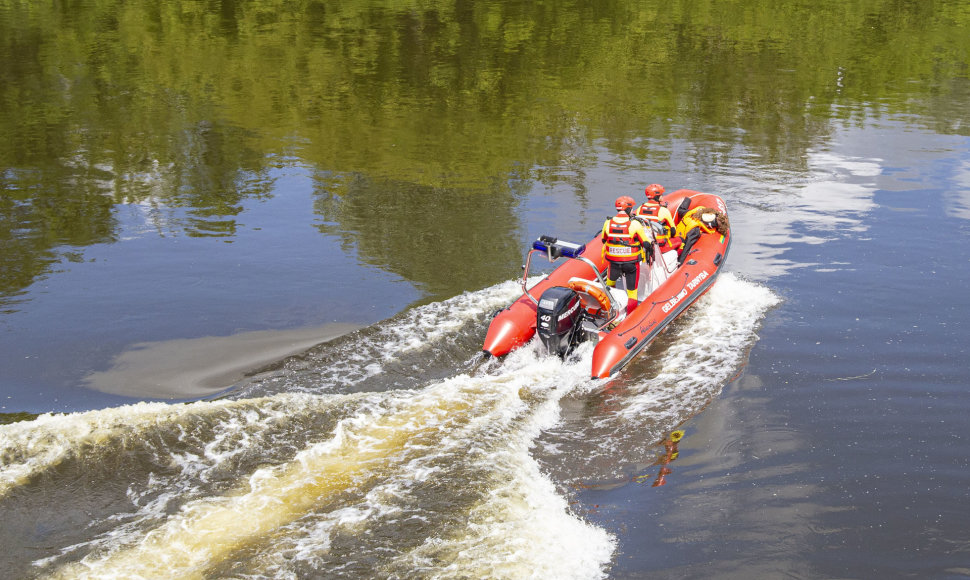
3,116,970,577
4,0,970,578
1,274,776,579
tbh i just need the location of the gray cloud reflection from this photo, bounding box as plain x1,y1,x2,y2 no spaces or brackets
721,147,881,281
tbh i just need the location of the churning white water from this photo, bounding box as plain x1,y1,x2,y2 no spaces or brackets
0,273,777,579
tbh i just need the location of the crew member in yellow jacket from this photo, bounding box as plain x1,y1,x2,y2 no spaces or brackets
669,206,729,264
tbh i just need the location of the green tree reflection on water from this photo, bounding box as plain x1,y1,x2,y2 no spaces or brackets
1,0,968,305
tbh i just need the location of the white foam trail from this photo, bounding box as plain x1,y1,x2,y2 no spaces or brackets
16,275,774,580
250,278,530,392
20,393,374,575
45,392,418,579
1,393,363,506
44,359,615,580
387,350,615,580
529,273,781,488
617,273,780,422
0,400,214,501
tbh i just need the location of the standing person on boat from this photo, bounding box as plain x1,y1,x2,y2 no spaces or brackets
634,184,676,245
634,183,678,282
602,196,653,315
670,206,730,264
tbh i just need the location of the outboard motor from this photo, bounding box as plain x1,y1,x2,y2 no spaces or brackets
536,286,583,358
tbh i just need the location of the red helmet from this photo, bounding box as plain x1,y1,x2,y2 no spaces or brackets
615,195,636,213
645,183,665,200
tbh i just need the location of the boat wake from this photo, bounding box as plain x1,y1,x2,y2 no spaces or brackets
0,274,777,579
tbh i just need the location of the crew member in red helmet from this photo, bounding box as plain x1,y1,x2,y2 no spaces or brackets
634,183,678,286
602,196,653,314
634,183,675,246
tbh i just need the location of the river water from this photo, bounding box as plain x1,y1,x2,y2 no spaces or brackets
2,1,970,579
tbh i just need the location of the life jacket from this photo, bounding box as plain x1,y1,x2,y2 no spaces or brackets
675,208,716,239
635,200,663,221
602,214,646,262
635,201,674,243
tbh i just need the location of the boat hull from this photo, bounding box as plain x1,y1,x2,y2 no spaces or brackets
483,190,731,378
481,236,606,357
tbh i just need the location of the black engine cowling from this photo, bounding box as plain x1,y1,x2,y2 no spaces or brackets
536,286,583,357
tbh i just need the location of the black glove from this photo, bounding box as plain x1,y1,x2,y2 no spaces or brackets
677,228,702,265
685,227,701,246
643,242,655,265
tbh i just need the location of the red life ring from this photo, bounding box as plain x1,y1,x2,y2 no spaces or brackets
567,278,613,314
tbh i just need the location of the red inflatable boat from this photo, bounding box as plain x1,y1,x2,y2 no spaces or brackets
482,190,731,378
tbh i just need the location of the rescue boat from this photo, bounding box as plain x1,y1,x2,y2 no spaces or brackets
482,190,731,378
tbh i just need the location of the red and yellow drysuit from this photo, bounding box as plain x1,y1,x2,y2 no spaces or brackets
601,212,650,314
635,200,676,246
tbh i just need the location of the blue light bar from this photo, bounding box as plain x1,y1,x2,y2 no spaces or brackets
532,236,586,259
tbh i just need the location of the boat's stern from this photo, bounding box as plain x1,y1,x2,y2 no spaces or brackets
590,338,629,378
482,301,537,357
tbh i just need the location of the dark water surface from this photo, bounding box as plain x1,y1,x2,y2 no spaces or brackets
2,1,970,578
